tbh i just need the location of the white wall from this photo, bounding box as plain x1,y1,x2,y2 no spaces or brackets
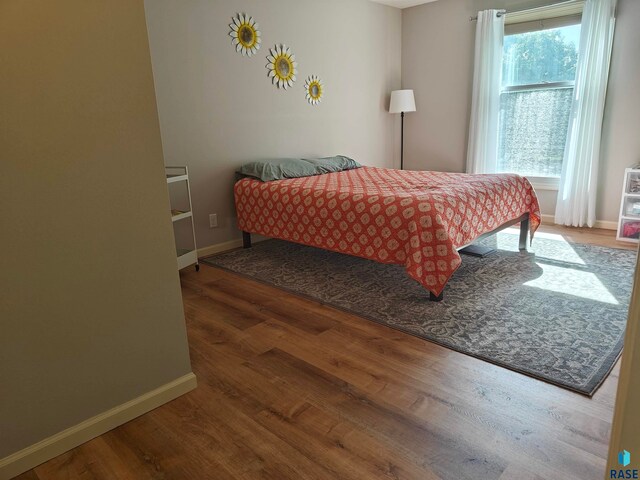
402,0,640,222
145,0,402,249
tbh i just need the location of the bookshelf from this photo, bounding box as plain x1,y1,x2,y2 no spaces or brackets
616,168,640,243
166,166,199,270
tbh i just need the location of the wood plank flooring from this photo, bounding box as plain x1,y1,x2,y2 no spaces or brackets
17,226,637,480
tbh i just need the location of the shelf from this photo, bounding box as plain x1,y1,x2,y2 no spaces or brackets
166,174,188,184
625,169,640,197
617,236,639,243
171,210,192,222
618,169,640,244
177,249,198,270
166,165,198,272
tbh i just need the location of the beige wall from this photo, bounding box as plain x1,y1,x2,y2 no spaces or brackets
607,246,640,475
144,0,402,249
0,0,192,460
599,0,640,224
402,0,640,222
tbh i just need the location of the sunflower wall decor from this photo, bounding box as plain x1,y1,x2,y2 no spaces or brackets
266,45,297,89
228,13,261,57
304,75,324,105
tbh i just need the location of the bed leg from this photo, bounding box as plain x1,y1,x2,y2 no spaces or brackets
242,231,252,249
430,292,443,302
519,215,529,251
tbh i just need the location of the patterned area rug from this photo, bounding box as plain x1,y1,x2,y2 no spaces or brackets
203,230,636,395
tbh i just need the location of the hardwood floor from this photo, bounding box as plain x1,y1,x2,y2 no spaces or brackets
17,226,636,480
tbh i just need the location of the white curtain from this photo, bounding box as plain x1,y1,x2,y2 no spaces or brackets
466,10,505,174
555,0,617,227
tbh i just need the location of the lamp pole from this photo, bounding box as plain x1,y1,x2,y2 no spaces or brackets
400,111,405,170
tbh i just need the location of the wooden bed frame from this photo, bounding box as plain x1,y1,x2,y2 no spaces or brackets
241,212,530,302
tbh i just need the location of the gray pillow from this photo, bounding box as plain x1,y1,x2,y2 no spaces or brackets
302,155,361,173
238,158,319,182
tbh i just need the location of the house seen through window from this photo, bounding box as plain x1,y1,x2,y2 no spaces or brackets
498,19,581,180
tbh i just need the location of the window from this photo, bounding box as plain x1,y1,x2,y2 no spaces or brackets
497,10,582,187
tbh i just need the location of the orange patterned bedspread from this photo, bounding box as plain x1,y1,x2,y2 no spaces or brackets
234,167,540,296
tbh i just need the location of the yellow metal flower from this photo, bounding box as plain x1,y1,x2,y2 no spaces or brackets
305,75,324,105
266,45,297,89
229,13,260,57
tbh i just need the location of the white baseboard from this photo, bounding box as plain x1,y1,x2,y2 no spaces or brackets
198,238,244,257
595,220,617,231
198,234,268,258
540,214,617,230
0,373,197,480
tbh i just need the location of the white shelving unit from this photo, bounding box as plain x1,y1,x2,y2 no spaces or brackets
616,167,640,243
166,166,199,271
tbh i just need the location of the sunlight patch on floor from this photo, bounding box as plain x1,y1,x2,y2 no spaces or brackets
524,262,619,305
502,228,586,265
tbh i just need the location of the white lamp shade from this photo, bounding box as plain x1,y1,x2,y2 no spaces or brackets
389,89,416,114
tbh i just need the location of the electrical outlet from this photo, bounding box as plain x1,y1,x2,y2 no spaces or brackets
209,214,218,228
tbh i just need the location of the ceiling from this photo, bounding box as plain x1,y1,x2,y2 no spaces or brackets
369,0,440,9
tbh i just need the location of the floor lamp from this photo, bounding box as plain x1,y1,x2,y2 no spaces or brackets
389,89,416,170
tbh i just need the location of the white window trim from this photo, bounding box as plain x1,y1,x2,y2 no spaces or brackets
526,176,560,191
505,1,584,26
498,4,583,184
502,81,574,94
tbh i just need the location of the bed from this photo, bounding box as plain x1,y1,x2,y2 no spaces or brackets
234,166,540,301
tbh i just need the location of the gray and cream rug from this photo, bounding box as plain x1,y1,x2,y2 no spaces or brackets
203,230,636,395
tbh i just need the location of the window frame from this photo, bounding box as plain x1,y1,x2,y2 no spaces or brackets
498,2,584,190
502,81,575,94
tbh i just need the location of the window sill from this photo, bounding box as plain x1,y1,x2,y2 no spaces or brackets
526,176,560,191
